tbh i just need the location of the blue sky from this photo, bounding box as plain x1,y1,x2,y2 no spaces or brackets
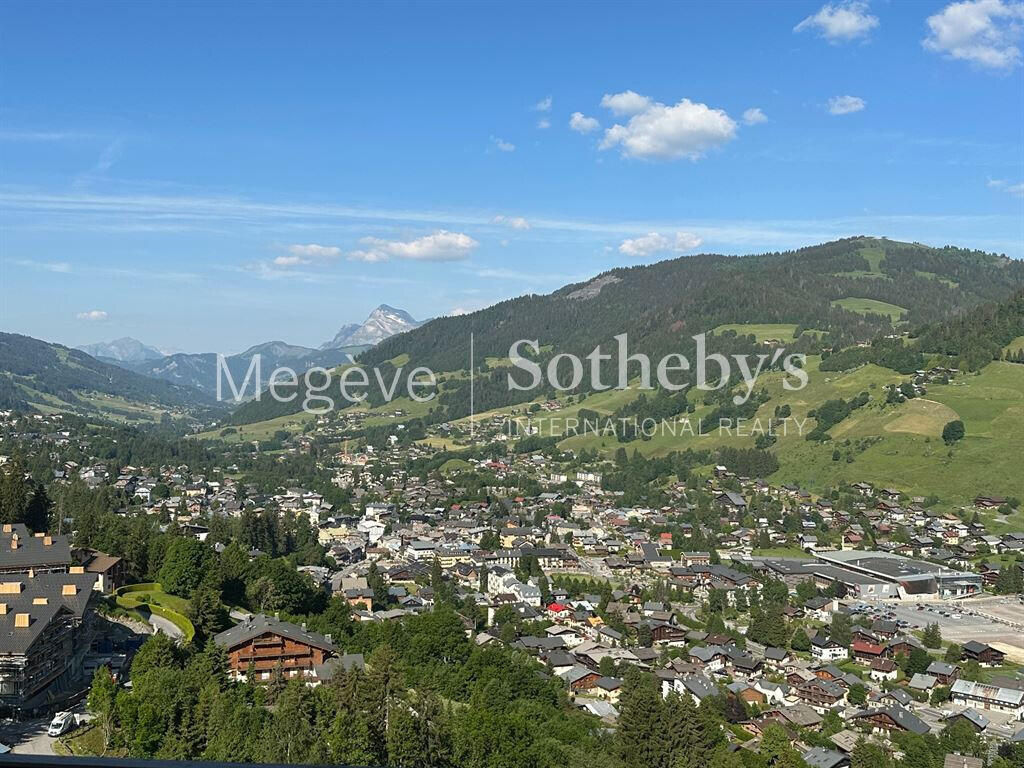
1,0,1022,353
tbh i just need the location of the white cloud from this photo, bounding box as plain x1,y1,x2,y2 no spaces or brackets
270,243,342,267
569,112,601,133
988,178,1008,187
77,310,108,321
349,230,479,263
288,243,341,259
599,97,737,161
742,107,768,125
924,0,1024,69
795,1,880,41
491,136,515,152
600,90,654,116
619,231,703,258
533,96,553,112
537,118,551,130
827,94,866,114
492,215,531,230
1007,182,1024,196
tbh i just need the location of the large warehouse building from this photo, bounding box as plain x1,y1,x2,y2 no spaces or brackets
814,550,982,599
757,550,982,600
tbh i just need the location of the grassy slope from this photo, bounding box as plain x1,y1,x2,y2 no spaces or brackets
830,297,907,322
16,380,173,424
553,356,1024,505
1004,336,1024,356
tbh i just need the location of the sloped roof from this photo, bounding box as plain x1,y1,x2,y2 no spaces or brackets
213,613,336,653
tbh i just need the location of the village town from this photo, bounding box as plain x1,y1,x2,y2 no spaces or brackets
1,403,1023,768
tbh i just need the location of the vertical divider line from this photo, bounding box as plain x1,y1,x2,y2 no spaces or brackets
470,331,475,439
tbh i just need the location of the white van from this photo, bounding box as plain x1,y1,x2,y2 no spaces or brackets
47,711,75,737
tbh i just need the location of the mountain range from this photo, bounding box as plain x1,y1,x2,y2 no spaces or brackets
79,304,423,398
0,332,220,415
232,236,1024,424
77,337,167,363
320,304,423,349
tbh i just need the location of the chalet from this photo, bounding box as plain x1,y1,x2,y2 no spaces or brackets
852,640,886,662
795,678,846,712
926,661,960,686
887,635,925,659
811,634,849,662
869,658,899,682
72,548,125,593
560,665,602,692
214,614,336,683
943,709,990,733
853,705,930,736
715,491,747,513
974,495,1008,509
961,641,1006,666
649,622,688,646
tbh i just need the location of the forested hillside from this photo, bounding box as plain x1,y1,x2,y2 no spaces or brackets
228,238,1023,426
0,332,218,413
914,289,1024,370
362,237,1022,374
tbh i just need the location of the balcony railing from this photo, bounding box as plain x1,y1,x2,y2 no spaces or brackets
0,756,369,768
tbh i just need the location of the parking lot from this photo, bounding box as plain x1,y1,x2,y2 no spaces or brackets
847,596,1024,663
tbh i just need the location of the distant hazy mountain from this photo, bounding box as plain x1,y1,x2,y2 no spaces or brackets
78,337,164,363
125,340,368,399
321,305,423,349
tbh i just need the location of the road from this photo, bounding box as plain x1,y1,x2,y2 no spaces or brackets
147,612,184,640
0,717,56,755
0,702,89,755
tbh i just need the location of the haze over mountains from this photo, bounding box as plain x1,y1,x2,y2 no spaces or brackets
76,304,423,398
78,337,166,363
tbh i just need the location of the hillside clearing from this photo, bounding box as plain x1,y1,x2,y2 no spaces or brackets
830,297,907,322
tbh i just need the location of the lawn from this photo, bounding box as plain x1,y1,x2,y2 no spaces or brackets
194,410,314,442
830,297,907,322
56,724,117,758
115,583,195,641
1004,336,1024,357
711,323,800,342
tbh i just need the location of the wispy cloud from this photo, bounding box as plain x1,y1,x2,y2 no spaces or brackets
492,215,530,230
0,130,98,142
742,108,768,125
533,95,552,112
13,258,73,273
794,1,879,42
828,94,866,114
2,188,1020,256
490,136,515,152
